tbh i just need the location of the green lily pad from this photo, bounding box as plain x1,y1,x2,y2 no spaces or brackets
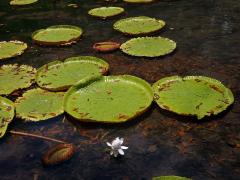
114,16,165,35
152,76,234,119
10,0,38,5
88,7,124,19
0,64,36,95
15,88,64,121
120,37,176,57
0,41,27,60
0,97,14,138
32,25,83,46
123,0,155,3
64,75,153,123
152,176,192,180
36,56,109,91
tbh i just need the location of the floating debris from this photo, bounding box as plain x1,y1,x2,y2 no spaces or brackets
93,41,120,52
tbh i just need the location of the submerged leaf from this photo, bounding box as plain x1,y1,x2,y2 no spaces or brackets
152,176,192,180
93,41,120,52
42,144,75,165
0,97,14,138
64,75,153,123
152,76,234,119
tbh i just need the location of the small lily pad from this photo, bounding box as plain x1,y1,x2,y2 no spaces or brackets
88,7,124,19
10,0,38,5
0,41,27,60
64,75,153,123
15,88,64,121
114,16,165,35
123,0,155,3
42,143,75,166
36,56,109,91
0,97,14,138
0,64,36,95
32,25,83,46
152,76,234,119
93,41,120,52
152,176,192,180
120,37,176,57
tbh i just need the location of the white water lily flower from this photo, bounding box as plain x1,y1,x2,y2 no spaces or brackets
106,137,128,157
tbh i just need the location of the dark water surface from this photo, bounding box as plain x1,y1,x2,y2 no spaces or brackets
0,0,240,179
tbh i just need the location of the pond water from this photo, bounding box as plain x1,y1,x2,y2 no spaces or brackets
0,0,240,179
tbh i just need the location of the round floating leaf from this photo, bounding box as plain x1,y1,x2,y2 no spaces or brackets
15,88,64,121
10,0,38,5
152,76,234,119
0,41,27,60
123,0,155,3
114,16,165,35
32,25,83,46
64,75,153,123
42,143,75,166
0,64,36,95
36,56,109,91
0,97,14,138
152,176,192,180
120,37,176,57
93,41,120,52
88,7,124,19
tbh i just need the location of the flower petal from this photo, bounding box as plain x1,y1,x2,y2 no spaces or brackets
119,138,124,144
110,151,113,155
118,149,124,155
121,146,128,149
106,142,112,147
113,151,118,157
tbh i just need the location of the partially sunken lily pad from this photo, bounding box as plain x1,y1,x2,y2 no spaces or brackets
123,0,155,3
114,16,165,35
0,64,36,95
0,41,27,60
42,144,75,166
32,25,83,46
36,56,109,91
10,0,38,5
93,41,120,52
15,88,64,121
152,176,192,180
152,76,234,119
64,75,153,123
120,37,176,57
88,7,124,19
0,97,14,138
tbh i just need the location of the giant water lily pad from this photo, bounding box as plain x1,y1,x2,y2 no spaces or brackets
152,76,234,119
64,75,153,123
10,0,38,5
0,64,36,95
32,25,83,46
123,0,155,3
152,176,192,180
0,97,14,138
15,88,64,121
120,37,176,57
114,16,165,35
36,56,109,91
0,41,27,60
88,7,124,19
